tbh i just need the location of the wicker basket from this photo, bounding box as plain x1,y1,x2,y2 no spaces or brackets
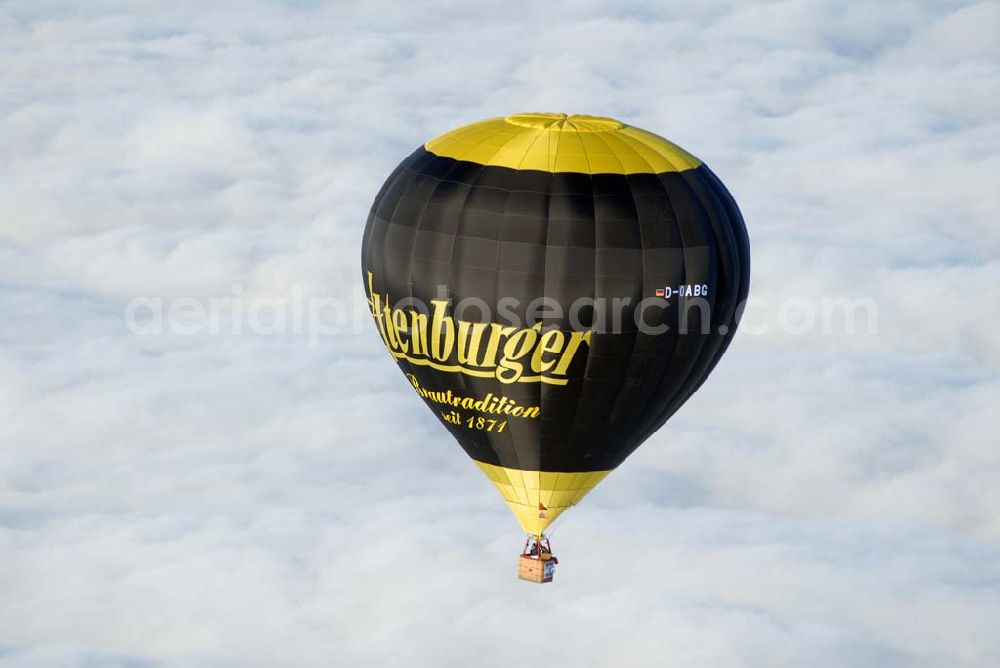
518,554,555,583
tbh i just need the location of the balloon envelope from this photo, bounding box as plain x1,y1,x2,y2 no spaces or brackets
362,113,750,535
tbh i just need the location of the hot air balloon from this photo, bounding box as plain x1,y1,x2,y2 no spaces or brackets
362,113,750,582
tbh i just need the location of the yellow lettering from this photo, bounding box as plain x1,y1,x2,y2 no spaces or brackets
495,324,540,383
382,303,402,349
531,329,565,373
409,311,428,355
391,309,409,353
430,299,454,361
553,330,593,375
365,273,593,385
457,321,491,366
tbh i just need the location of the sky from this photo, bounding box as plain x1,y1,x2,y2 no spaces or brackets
1,1,999,666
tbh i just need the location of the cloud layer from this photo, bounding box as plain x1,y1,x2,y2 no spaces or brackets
1,1,998,666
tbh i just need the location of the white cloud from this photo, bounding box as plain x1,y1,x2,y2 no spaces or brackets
1,1,998,666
